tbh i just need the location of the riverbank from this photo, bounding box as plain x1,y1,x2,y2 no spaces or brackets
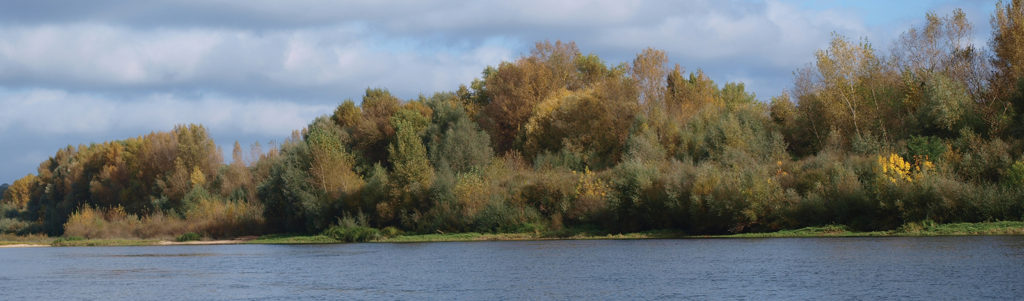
3,221,1023,247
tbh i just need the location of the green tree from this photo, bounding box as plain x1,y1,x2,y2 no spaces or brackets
919,73,972,134
389,109,434,189
426,95,494,174
352,88,401,167
306,118,363,200
256,134,317,233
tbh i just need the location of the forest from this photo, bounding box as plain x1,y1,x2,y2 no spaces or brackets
3,2,1024,241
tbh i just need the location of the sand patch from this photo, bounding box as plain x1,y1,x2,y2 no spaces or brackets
0,244,50,248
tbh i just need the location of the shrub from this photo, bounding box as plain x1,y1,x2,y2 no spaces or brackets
685,159,790,234
185,197,265,238
176,232,201,242
783,153,880,230
62,197,264,240
0,217,29,234
63,205,139,239
381,226,402,237
951,131,1012,182
322,214,381,242
906,135,946,163
1006,160,1024,186
134,212,190,239
568,168,613,224
322,225,380,242
472,199,542,233
521,170,575,226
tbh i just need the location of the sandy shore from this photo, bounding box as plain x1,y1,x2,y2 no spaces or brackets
0,244,50,248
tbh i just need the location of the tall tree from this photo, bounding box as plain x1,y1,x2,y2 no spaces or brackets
992,0,1024,97
991,0,1024,135
794,34,886,150
632,48,669,115
2,174,37,210
353,88,401,166
307,118,363,200
389,109,434,189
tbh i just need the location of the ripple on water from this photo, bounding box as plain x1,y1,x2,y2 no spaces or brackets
0,237,1022,300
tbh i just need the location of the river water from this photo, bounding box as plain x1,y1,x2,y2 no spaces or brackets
2,236,1023,300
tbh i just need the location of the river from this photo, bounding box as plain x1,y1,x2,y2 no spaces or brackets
2,236,1023,300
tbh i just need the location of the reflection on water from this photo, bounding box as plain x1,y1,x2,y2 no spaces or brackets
1,236,1023,300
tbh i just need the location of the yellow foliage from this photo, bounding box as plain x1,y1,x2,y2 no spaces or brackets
774,160,788,177
524,88,575,135
190,167,206,187
454,174,489,218
3,174,37,209
877,153,933,184
569,168,610,220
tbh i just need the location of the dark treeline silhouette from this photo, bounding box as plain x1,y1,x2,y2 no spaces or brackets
3,2,1024,239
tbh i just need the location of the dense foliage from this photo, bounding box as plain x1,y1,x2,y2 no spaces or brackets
3,3,1024,238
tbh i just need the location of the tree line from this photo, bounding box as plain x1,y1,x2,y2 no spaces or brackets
3,2,1024,238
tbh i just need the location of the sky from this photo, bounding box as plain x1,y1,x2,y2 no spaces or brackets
0,0,999,183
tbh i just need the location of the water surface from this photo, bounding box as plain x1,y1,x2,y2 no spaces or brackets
2,236,1023,300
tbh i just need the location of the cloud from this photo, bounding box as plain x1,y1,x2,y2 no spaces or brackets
0,88,335,182
0,0,890,102
0,88,333,136
0,23,514,101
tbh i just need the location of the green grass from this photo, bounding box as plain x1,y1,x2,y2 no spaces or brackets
50,238,161,247
720,225,890,238
0,233,54,246
245,234,339,244
897,221,1024,236
718,221,1024,238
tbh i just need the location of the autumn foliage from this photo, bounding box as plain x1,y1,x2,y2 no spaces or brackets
4,2,1024,238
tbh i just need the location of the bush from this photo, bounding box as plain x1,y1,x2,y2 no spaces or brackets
62,197,264,240
63,205,141,239
381,226,402,237
0,217,29,234
521,170,575,226
472,199,543,233
906,135,946,163
686,159,789,234
323,225,380,242
322,214,381,242
176,232,201,242
1006,160,1024,187
951,131,1012,183
185,197,265,238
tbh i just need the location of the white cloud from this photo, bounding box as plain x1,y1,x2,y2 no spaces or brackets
0,0,916,102
0,23,511,100
0,88,332,137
